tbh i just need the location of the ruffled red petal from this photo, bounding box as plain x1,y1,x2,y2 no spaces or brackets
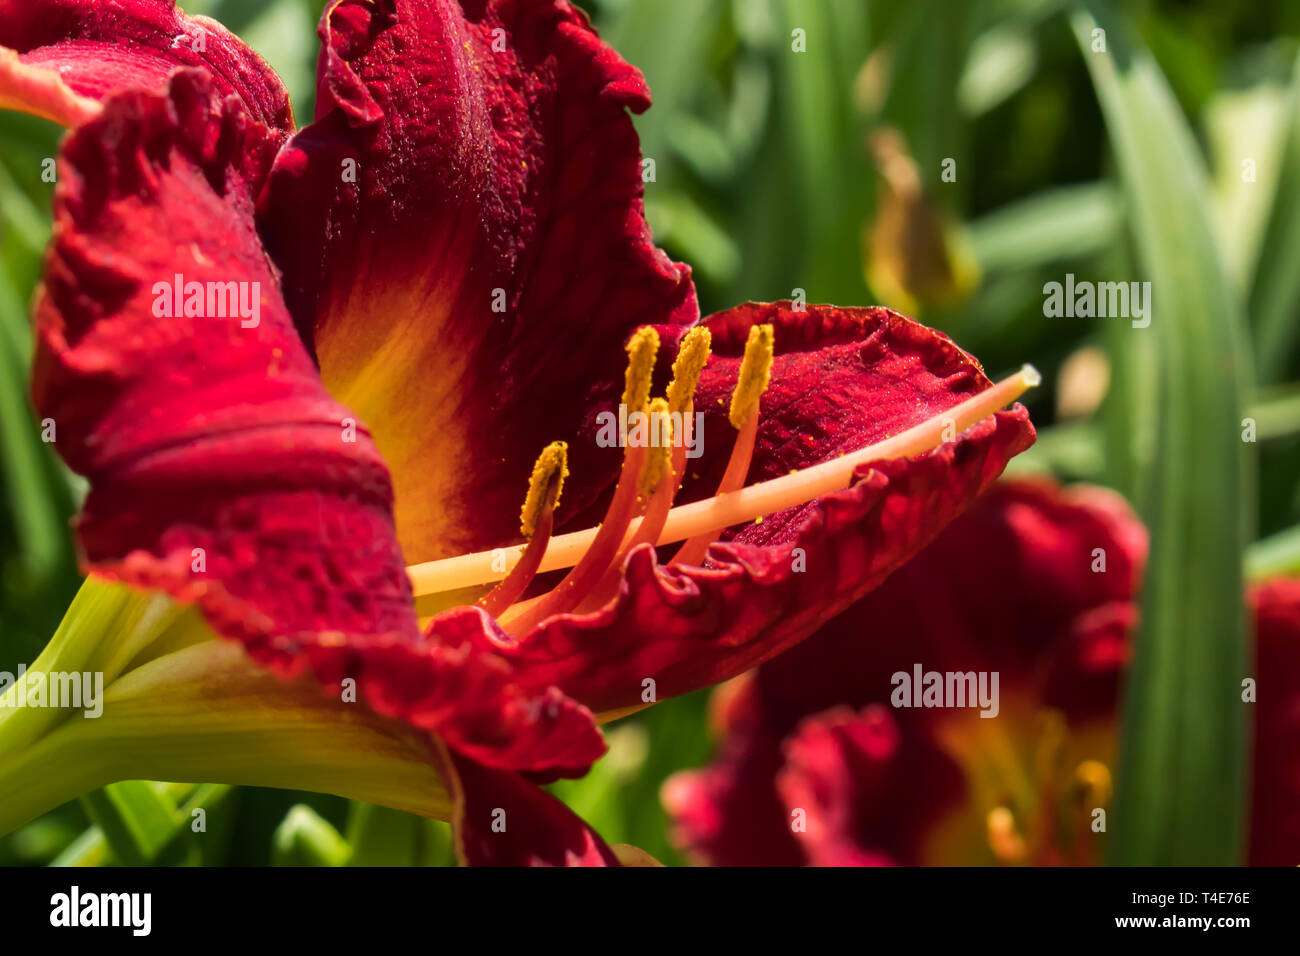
0,0,293,133
32,70,602,777
259,0,697,565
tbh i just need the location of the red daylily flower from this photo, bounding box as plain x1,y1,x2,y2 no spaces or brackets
0,0,1036,865
664,479,1300,866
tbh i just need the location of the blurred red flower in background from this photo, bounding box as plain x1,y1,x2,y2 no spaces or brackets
666,480,1299,866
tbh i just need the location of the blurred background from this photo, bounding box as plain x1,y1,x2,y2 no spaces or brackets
2,0,1298,865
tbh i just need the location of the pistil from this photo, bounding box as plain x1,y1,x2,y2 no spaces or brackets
407,362,1039,598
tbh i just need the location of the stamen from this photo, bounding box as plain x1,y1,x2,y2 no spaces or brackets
1069,759,1112,866
623,326,660,413
406,365,1039,596
479,442,567,618
1073,760,1112,806
667,327,712,416
637,399,674,499
729,323,774,428
519,441,569,539
497,444,646,634
986,806,1028,863
672,324,773,566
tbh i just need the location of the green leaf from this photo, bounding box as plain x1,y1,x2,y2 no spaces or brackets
236,0,320,121
58,783,234,866
1245,386,1300,442
80,782,185,866
1204,64,1290,296
599,0,725,168
958,23,1038,117
0,261,68,583
1002,420,1105,480
968,182,1121,273
344,802,452,866
1072,1,1252,865
272,805,351,867
580,692,714,866
1249,47,1300,383
548,723,651,847
645,193,742,285
765,0,872,303
1246,521,1300,580
48,826,112,868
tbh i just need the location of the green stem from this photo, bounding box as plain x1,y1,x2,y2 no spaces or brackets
0,583,451,838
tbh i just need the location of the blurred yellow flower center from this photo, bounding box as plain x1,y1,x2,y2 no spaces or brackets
926,706,1115,866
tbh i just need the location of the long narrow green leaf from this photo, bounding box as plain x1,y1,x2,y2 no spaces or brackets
0,262,66,581
271,805,350,867
48,827,111,868
768,0,871,302
1246,522,1300,580
54,783,234,866
80,782,184,866
1073,1,1252,865
968,182,1121,272
344,802,451,866
1250,47,1300,383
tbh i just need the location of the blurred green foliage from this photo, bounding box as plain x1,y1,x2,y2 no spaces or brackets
2,0,1299,865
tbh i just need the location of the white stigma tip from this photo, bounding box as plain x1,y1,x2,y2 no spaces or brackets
1019,363,1042,388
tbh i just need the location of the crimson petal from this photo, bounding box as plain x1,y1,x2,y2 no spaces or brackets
0,0,293,134
33,69,602,777
433,740,620,866
774,705,963,867
259,0,697,565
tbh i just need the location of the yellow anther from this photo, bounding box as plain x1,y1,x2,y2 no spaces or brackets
729,323,775,428
1073,760,1113,806
666,327,712,416
622,326,660,411
638,399,674,497
519,441,569,538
